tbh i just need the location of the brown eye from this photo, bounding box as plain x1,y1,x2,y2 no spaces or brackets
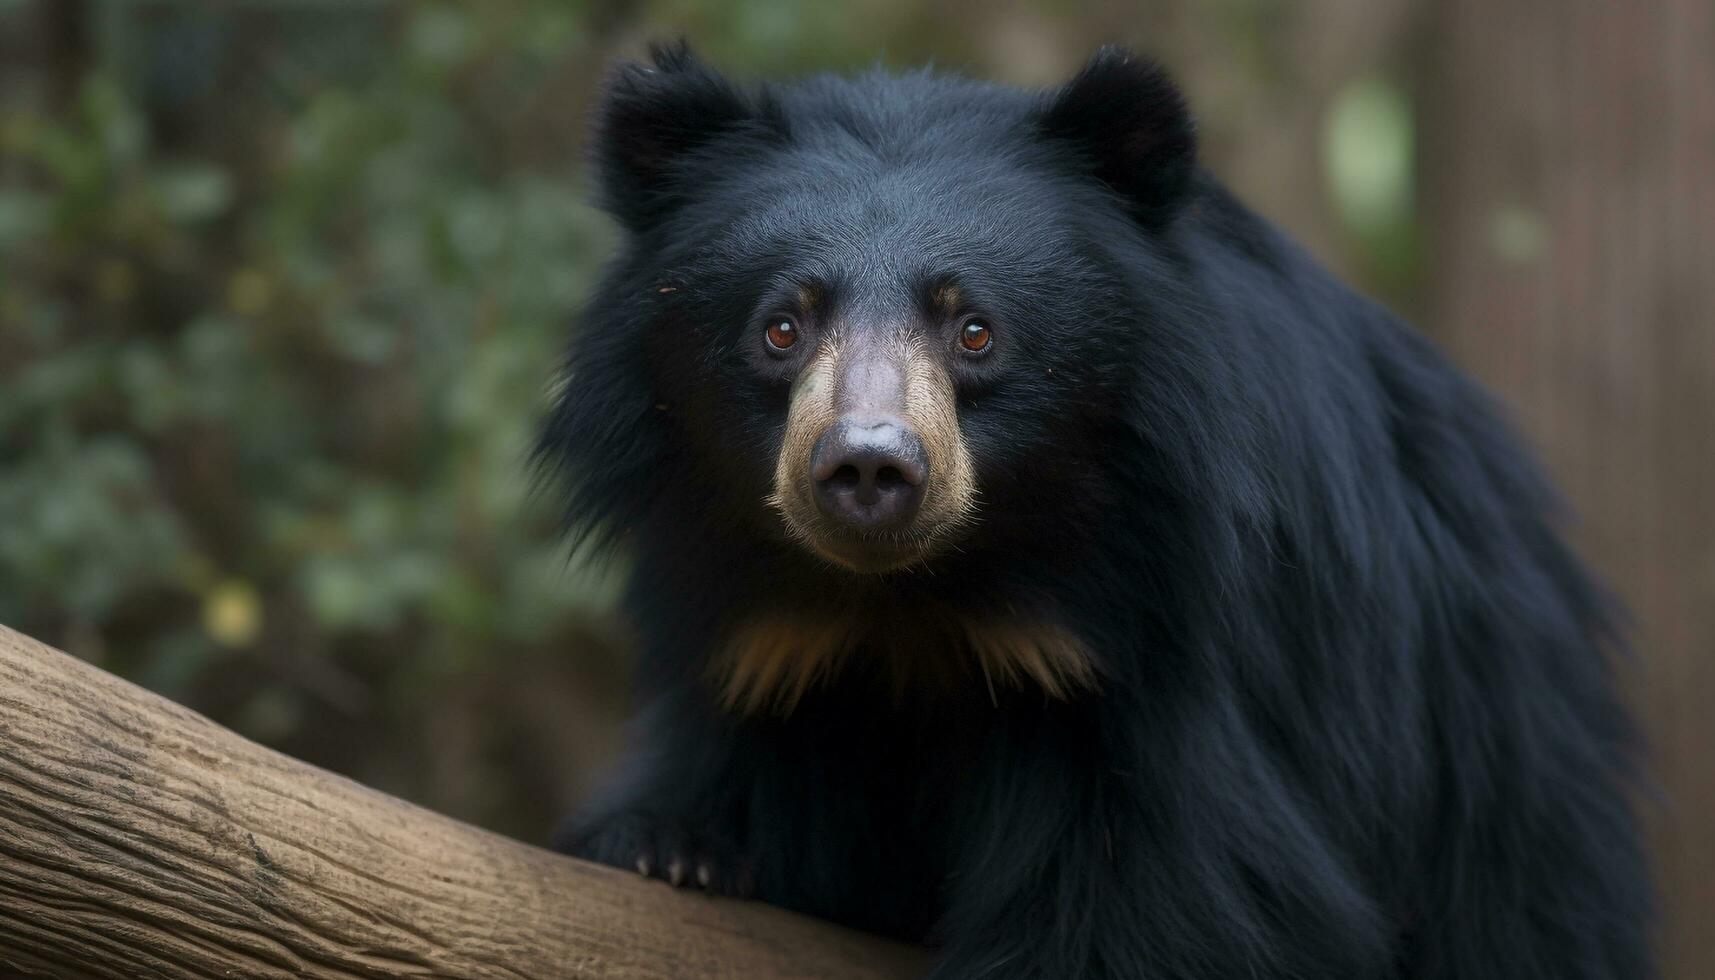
959,318,992,353
765,317,799,351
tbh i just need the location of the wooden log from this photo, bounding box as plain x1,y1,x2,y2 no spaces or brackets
0,625,928,979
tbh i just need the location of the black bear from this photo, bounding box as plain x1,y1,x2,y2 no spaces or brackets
539,43,1653,979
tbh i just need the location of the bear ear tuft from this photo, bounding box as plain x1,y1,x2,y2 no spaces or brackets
1037,47,1197,227
595,41,771,231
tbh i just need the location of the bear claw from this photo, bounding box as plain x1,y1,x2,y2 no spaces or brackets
557,812,755,898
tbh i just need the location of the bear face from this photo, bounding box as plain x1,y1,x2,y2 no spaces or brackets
560,44,1202,579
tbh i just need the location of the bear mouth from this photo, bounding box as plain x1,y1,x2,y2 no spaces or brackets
797,526,942,575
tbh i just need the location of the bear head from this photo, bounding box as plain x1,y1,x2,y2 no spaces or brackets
545,43,1202,582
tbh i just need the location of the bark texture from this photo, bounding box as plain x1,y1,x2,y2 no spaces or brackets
0,624,927,980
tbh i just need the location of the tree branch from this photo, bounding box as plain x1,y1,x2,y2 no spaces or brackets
0,625,928,979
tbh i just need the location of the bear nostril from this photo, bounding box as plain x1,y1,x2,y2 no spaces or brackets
809,418,930,529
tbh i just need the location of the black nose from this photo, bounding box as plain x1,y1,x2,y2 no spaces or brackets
810,417,929,530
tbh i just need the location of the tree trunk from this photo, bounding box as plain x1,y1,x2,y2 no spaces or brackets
0,625,927,979
1420,3,1715,977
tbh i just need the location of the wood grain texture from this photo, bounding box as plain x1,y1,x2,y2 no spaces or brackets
0,624,929,980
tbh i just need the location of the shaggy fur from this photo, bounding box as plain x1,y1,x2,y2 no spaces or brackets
538,43,1653,979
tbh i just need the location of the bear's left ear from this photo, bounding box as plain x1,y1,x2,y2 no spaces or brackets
1037,47,1197,227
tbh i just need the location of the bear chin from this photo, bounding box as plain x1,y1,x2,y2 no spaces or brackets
797,527,942,575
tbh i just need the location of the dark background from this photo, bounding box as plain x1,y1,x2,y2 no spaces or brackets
0,1,1708,975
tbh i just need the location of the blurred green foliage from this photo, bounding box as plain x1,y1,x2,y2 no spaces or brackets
1322,75,1417,294
0,0,1418,837
0,1,641,836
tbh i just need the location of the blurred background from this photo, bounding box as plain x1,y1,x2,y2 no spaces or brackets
0,0,1708,974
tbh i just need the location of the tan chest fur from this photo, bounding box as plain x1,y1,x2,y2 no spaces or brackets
711,611,1098,714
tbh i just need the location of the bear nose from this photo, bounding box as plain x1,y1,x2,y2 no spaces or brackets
810,417,929,530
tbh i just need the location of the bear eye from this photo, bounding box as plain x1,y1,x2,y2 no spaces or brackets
959,318,993,354
765,317,799,351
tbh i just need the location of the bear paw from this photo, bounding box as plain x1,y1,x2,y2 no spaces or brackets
556,812,755,898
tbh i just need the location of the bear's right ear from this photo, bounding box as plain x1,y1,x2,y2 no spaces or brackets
1037,47,1197,227
594,42,771,231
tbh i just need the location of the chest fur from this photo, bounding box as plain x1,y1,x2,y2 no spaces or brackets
712,610,1098,714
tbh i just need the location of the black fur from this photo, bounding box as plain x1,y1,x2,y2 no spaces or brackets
538,44,1653,979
